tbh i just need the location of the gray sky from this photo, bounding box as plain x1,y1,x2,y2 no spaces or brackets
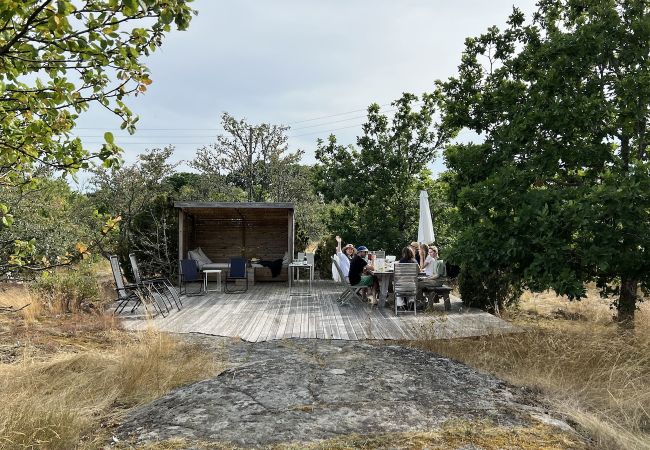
74,0,538,179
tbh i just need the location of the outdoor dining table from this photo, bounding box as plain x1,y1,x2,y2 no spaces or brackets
372,270,394,309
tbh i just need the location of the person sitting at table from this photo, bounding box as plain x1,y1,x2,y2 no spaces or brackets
417,245,444,305
349,245,378,303
335,235,355,280
395,246,418,309
410,241,421,265
419,243,435,276
399,246,417,264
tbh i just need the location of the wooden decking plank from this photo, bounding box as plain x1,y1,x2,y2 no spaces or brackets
337,296,358,340
193,291,238,336
237,288,269,341
253,286,285,342
177,295,222,333
320,287,339,339
232,290,260,339
219,289,254,338
371,307,405,340
245,286,278,342
157,295,212,332
312,287,326,339
347,297,376,339
120,282,519,343
328,289,349,340
290,289,303,338
273,292,293,340
197,290,244,336
307,289,318,339
262,286,288,341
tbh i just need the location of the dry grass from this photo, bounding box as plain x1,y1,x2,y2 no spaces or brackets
114,421,585,449
0,286,222,450
412,288,650,450
0,285,44,323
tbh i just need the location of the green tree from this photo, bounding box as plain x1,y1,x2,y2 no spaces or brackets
438,1,650,324
90,147,179,278
194,113,301,202
191,113,329,248
313,93,450,253
0,0,194,222
0,176,111,277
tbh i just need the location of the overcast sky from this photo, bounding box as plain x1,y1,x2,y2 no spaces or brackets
73,0,538,181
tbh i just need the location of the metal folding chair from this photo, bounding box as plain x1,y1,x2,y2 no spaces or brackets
110,255,164,317
129,253,182,312
179,259,204,296
331,256,364,305
225,257,248,293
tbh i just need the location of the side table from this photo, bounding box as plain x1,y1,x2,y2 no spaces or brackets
202,269,222,293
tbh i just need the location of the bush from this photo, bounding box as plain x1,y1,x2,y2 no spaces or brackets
314,236,337,280
458,265,521,314
31,259,104,314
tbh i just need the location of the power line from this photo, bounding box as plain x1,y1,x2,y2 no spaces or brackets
286,102,392,125
73,101,406,131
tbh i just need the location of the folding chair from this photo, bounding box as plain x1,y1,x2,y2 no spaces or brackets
225,257,248,293
110,255,164,317
394,262,419,316
331,256,364,305
179,259,204,296
129,253,182,312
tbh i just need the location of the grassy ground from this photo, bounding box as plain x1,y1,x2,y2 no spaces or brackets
411,288,650,450
0,285,223,450
2,274,648,449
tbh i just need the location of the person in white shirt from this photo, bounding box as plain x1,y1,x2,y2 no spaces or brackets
417,244,444,305
419,243,435,276
335,235,355,280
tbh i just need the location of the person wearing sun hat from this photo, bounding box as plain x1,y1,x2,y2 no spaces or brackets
349,245,379,303
335,235,355,280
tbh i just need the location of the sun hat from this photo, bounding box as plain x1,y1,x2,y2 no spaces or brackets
356,245,369,252
343,243,355,251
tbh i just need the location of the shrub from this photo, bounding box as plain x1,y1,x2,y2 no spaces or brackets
314,236,337,280
458,265,521,313
31,259,104,314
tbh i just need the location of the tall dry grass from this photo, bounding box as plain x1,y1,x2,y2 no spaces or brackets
0,285,43,323
0,329,220,450
413,291,650,450
0,280,221,450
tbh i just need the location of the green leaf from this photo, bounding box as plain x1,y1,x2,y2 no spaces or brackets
104,131,114,144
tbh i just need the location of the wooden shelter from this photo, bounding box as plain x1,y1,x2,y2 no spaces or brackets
175,202,295,270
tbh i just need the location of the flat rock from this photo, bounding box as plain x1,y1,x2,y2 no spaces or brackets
117,336,571,447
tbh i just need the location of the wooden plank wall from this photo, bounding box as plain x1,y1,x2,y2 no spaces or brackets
188,216,289,263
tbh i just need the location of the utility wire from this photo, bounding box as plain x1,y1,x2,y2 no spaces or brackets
73,101,407,131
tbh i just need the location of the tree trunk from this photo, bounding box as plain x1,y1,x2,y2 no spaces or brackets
617,276,637,328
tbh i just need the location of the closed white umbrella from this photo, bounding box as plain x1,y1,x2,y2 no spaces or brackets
417,190,435,244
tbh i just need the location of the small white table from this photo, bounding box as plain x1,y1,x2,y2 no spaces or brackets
203,269,222,293
289,262,313,296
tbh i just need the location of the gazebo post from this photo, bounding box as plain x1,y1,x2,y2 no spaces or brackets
288,209,295,260
178,209,186,286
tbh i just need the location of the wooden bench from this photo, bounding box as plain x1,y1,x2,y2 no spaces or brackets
423,285,453,311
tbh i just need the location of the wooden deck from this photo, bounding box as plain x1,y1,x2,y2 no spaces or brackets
120,281,519,341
